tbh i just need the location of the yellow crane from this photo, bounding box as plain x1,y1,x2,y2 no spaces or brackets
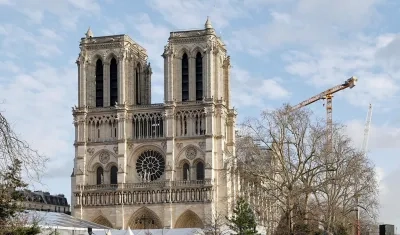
291,76,358,150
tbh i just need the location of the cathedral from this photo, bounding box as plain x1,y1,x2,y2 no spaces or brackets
70,17,238,229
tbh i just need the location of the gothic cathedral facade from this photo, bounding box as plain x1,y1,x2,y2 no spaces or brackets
71,18,238,229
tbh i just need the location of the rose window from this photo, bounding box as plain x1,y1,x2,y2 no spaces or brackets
136,150,165,181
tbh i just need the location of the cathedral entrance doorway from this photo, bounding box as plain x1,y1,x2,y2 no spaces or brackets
128,207,163,229
174,210,204,228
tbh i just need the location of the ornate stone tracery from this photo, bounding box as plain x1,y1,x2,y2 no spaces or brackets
176,109,205,137
136,150,165,182
132,112,164,139
185,146,197,160
87,115,118,142
99,151,110,164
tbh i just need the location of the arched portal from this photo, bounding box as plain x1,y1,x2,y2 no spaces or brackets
93,215,113,228
128,207,163,229
175,210,204,228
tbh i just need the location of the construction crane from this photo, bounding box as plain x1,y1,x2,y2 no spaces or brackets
355,103,373,235
361,103,373,157
291,76,358,150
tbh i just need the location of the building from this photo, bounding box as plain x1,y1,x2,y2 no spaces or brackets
21,190,70,214
71,17,238,229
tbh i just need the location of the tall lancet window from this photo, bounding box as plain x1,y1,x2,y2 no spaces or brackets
95,59,104,107
196,162,204,180
135,63,141,105
181,53,189,101
96,166,104,185
110,166,118,185
110,58,118,106
195,52,203,101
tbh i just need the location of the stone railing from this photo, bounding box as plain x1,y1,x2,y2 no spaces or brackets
75,179,213,192
73,179,213,207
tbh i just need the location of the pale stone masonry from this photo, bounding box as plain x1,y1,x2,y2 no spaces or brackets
70,18,238,229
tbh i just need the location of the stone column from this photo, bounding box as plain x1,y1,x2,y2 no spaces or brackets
175,57,182,102
118,53,125,104
103,62,110,107
205,44,214,99
189,55,196,101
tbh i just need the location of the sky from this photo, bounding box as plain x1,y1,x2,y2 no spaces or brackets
0,0,400,228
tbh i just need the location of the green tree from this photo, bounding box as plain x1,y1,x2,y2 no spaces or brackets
0,158,27,224
0,158,41,234
227,197,258,235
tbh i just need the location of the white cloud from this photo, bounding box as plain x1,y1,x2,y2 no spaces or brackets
0,63,76,181
345,119,400,150
0,24,62,58
0,0,12,4
231,67,291,108
283,34,399,108
229,0,383,55
146,0,255,30
0,61,20,73
7,0,100,29
379,166,400,224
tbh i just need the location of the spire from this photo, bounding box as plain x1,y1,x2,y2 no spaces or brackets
205,16,213,29
85,27,93,38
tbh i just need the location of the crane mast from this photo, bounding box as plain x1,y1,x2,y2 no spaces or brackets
355,103,373,235
291,76,358,150
361,104,373,157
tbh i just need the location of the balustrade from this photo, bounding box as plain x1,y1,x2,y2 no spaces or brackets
74,185,212,207
75,179,212,192
74,180,213,206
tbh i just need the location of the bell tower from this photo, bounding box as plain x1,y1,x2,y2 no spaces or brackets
76,28,152,108
162,17,232,107
162,17,237,217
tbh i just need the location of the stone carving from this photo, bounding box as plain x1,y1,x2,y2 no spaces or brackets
128,143,134,151
176,143,183,149
185,147,197,160
198,142,206,150
205,163,212,169
161,141,167,150
99,151,110,164
113,146,118,154
87,148,95,155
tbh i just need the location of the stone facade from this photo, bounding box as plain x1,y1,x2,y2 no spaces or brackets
70,18,238,229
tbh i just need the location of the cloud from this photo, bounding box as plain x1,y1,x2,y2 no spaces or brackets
283,34,400,108
231,67,290,108
379,167,400,224
0,62,76,182
345,119,400,150
0,24,62,58
146,0,259,30
229,0,383,55
5,0,100,30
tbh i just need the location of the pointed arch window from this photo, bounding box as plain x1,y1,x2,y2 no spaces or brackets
110,166,118,185
95,59,104,107
183,163,190,181
181,53,189,101
110,58,118,106
135,63,141,105
96,166,104,185
196,162,204,180
195,52,203,101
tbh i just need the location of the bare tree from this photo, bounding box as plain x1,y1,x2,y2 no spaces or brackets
203,210,229,235
232,105,379,234
0,111,47,181
0,110,48,230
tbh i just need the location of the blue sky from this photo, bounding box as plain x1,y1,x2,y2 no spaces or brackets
0,0,400,228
